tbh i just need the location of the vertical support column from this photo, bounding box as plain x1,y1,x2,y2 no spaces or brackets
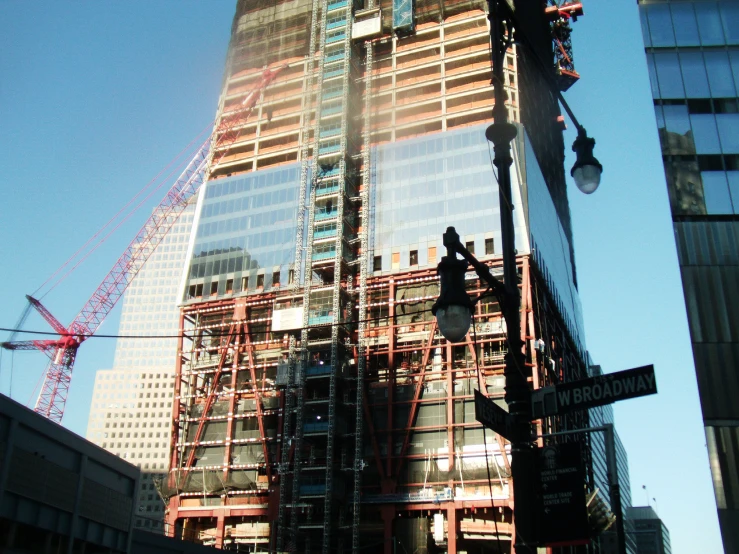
446,344,455,470
67,455,89,554
447,504,458,553
215,514,226,549
386,279,396,481
382,505,395,554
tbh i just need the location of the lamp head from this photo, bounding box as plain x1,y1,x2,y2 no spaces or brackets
571,128,602,194
432,254,473,343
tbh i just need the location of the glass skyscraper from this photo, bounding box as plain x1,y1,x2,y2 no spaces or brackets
639,1,739,550
160,1,634,551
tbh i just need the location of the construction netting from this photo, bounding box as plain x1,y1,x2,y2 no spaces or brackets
156,468,260,499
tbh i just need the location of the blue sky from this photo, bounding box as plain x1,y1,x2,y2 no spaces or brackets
0,1,722,552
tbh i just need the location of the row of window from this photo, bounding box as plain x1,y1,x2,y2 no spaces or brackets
372,238,495,272
97,419,169,430
187,268,295,299
642,1,739,48
205,165,300,199
657,104,739,155
647,49,739,100
104,441,165,449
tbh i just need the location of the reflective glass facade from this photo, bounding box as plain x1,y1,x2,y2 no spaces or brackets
370,123,528,270
370,122,586,353
524,131,587,353
183,163,301,300
640,1,739,549
627,506,672,554
642,0,739,215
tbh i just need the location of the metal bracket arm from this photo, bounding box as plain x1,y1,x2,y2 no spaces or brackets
443,226,507,299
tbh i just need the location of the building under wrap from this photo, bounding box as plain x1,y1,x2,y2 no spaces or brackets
161,0,607,552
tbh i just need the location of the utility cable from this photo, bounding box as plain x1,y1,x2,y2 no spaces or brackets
0,306,438,341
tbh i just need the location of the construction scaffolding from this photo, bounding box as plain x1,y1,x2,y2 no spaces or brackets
164,0,593,552
165,253,592,551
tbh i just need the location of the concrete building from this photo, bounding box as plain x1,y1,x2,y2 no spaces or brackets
86,200,197,532
160,0,624,552
0,393,139,554
627,506,671,554
0,392,236,554
638,1,739,550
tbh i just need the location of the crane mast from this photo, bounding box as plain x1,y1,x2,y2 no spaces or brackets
2,64,288,423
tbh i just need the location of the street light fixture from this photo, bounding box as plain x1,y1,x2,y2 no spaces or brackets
432,248,473,343
571,127,603,194
431,0,604,551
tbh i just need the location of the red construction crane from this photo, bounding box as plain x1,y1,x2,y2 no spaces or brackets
1,64,288,424
545,2,585,91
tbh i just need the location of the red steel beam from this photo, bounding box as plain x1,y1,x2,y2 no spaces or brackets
393,319,437,480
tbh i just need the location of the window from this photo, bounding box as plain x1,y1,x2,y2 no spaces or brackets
428,247,437,264
485,238,495,255
273,271,280,287
646,3,676,47
465,241,475,255
680,53,710,98
691,114,721,154
705,51,736,97
373,256,382,272
226,279,233,294
242,276,249,290
409,250,418,266
702,171,733,213
671,3,700,46
288,269,295,284
654,52,685,99
210,281,218,295
695,2,725,46
717,114,739,152
257,274,265,288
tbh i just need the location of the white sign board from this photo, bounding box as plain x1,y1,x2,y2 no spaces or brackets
272,307,304,332
352,11,382,40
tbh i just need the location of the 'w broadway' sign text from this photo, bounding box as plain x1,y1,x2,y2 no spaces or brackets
531,364,657,419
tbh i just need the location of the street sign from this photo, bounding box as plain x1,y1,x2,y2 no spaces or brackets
474,389,514,440
535,442,590,546
531,364,657,419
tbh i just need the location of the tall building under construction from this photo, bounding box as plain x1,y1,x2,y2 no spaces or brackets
162,0,604,551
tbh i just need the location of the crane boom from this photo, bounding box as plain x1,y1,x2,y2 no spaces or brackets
2,63,290,424
70,145,210,338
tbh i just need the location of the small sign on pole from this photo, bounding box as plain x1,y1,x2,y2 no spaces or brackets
474,389,514,440
535,442,590,546
531,364,657,419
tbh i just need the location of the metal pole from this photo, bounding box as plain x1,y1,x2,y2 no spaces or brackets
485,0,535,551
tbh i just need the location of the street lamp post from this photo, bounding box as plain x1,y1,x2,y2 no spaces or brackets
432,0,605,550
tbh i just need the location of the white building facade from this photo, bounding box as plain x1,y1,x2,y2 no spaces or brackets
86,200,196,532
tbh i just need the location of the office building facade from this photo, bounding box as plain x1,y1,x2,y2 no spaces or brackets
627,506,672,554
638,1,739,550
86,201,197,532
162,0,615,552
